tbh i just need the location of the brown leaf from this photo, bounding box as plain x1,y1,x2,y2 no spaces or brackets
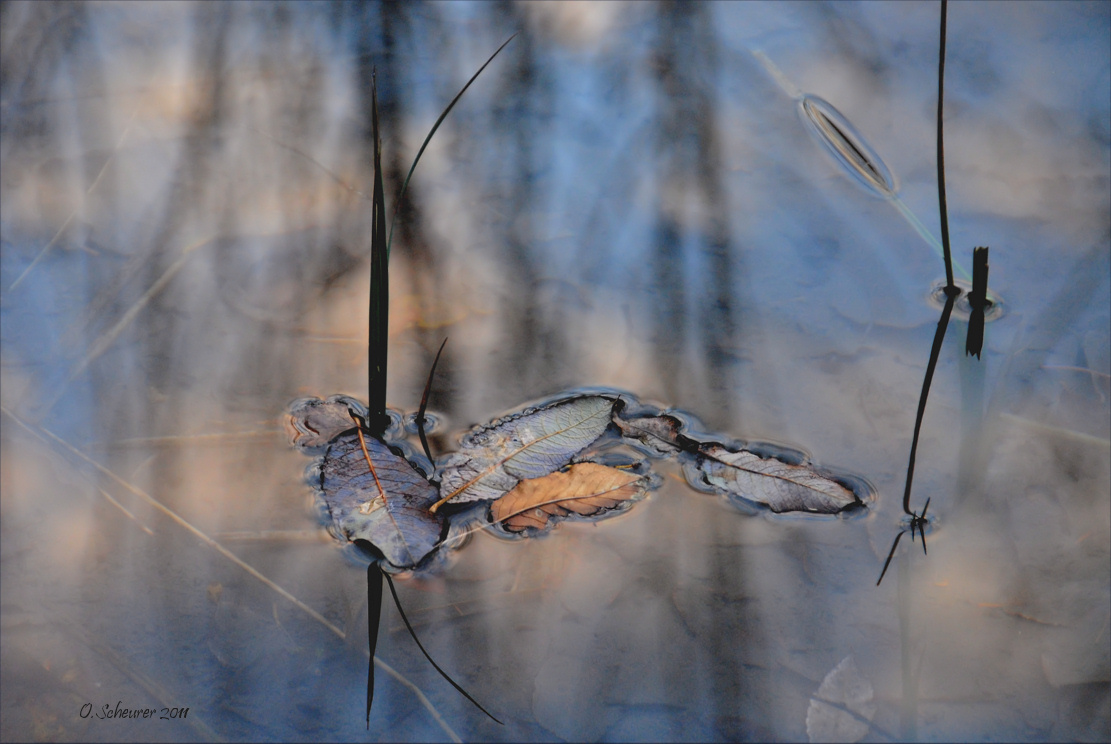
489,462,648,533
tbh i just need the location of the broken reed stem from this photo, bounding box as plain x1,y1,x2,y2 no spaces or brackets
965,246,989,357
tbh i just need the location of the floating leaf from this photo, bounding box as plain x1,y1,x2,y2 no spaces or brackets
691,443,861,514
806,656,876,743
612,410,689,456
433,395,617,511
288,395,366,448
489,462,649,533
320,428,443,569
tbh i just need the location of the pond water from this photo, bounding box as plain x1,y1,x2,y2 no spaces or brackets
2,1,1108,741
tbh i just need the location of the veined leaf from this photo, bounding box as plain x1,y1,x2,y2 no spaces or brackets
321,429,443,568
433,395,617,511
693,443,860,514
489,462,648,533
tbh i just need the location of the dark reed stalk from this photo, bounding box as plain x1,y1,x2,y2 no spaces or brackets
365,71,389,726
368,71,390,435
366,562,382,729
900,292,956,517
899,0,956,519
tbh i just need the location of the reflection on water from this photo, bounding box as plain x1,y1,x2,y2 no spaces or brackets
2,1,1108,741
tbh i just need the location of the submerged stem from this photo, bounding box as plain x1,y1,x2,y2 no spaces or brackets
901,291,957,516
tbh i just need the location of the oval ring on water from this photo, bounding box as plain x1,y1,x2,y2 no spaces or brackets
927,279,1005,323
404,410,443,436
800,95,896,199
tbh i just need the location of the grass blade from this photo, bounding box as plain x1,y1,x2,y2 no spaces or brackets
386,34,517,256
965,246,989,357
385,573,503,725
417,338,448,463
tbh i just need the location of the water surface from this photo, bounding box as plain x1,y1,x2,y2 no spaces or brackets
2,2,1108,741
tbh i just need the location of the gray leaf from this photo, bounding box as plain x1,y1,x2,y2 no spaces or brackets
694,444,860,514
436,395,616,507
320,430,443,569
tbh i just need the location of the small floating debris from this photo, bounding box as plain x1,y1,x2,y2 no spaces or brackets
799,95,896,199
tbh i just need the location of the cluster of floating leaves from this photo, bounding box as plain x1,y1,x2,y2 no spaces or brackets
289,391,872,570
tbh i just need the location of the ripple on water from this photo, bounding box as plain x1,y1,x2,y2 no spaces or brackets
927,279,1006,323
